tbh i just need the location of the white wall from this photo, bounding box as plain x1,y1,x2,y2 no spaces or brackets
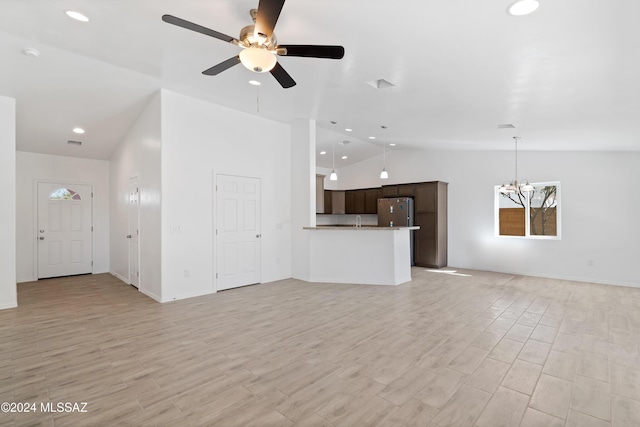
15,152,110,282
160,90,291,302
291,120,316,282
110,91,162,301
317,166,339,190
334,149,640,287
0,96,16,309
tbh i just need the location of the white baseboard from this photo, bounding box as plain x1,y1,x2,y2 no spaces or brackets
110,271,128,284
0,301,18,310
139,287,162,302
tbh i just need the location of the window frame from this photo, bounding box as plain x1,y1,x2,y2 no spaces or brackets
49,188,82,201
494,181,561,240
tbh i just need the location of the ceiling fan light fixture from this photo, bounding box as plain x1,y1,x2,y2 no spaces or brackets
507,0,540,16
239,47,276,73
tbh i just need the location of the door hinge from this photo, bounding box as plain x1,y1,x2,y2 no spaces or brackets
137,229,139,235
91,192,94,197
216,273,218,279
137,187,139,193
215,229,218,235
91,226,94,232
137,272,139,277
91,261,94,266
216,185,218,191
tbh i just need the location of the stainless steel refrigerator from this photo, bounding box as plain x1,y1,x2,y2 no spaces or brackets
378,197,415,265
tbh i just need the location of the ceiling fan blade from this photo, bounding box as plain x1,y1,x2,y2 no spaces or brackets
202,56,241,76
255,0,285,39
270,62,296,88
278,45,345,59
162,14,237,43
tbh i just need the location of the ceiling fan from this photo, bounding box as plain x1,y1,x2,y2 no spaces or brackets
162,0,345,89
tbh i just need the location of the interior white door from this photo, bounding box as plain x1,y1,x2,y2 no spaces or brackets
128,177,140,288
37,182,93,279
216,174,261,291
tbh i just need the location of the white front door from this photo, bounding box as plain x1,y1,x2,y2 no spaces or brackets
37,182,93,279
216,174,261,291
128,177,140,288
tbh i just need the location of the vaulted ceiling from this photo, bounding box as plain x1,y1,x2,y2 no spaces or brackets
1,0,639,168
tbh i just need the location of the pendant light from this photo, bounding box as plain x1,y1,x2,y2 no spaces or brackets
499,136,533,194
380,125,389,179
329,141,337,181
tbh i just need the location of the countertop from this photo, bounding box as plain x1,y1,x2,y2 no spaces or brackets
303,226,420,231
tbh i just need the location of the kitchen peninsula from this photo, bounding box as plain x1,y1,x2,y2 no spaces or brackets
318,181,448,269
303,225,419,286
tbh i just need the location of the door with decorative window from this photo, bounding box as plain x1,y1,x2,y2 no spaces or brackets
37,182,93,279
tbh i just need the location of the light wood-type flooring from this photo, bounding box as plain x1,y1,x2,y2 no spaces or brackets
2,269,640,426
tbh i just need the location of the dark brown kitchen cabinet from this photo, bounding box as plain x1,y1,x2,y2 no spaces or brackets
344,188,381,214
413,181,448,268
364,189,380,214
345,190,365,214
323,190,345,214
397,184,415,197
381,185,398,197
323,190,333,214
344,190,355,214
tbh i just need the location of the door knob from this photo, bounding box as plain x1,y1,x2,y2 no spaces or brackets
126,235,132,239
39,229,45,233
39,236,45,240
256,234,261,238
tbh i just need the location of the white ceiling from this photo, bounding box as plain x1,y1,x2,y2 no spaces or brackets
1,0,639,168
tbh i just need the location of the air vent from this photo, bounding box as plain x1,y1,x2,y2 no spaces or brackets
67,140,82,146
367,79,396,89
497,124,516,129
339,140,351,145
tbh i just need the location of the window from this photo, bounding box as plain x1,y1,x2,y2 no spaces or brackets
495,182,560,239
49,188,82,201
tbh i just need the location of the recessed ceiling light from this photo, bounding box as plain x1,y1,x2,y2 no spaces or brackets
389,143,397,147
507,0,540,16
65,10,90,22
341,155,348,159
23,48,40,57
72,127,85,134
345,128,352,132
319,151,326,155
248,80,261,86
368,136,375,140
